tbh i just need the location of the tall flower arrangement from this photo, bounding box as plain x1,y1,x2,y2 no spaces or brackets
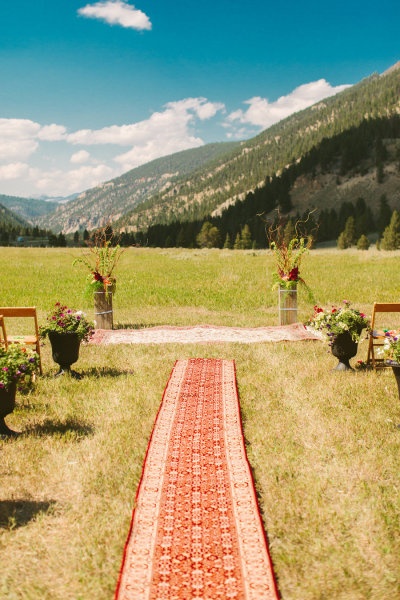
73,226,125,298
267,213,315,299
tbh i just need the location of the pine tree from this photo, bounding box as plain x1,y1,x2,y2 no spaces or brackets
196,222,220,248
241,225,252,249
357,234,370,250
338,216,357,248
233,232,242,250
337,231,349,249
381,210,400,250
223,233,231,249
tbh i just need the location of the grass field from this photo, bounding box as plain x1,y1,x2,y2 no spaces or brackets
1,246,400,599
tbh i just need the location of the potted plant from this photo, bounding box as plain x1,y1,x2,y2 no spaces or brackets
268,216,314,325
73,226,125,330
40,303,94,378
306,301,370,370
0,345,40,436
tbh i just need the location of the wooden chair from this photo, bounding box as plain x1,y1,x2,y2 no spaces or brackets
0,307,42,374
0,315,8,349
366,302,400,368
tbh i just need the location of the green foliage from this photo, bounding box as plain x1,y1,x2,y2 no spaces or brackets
381,210,400,250
196,222,221,248
337,216,357,249
39,303,94,342
306,301,370,343
233,232,242,250
357,234,370,250
0,194,58,220
337,231,348,249
0,345,40,392
240,224,252,249
73,226,125,296
223,233,231,249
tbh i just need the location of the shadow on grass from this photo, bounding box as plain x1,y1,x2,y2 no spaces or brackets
0,499,56,530
41,366,135,379
84,366,135,377
24,418,94,439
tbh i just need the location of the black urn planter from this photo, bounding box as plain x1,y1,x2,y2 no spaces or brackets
391,365,400,398
331,331,359,371
48,332,82,379
0,382,18,437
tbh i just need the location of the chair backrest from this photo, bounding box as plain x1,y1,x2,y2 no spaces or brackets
0,307,42,373
0,315,7,349
370,302,400,329
0,307,40,335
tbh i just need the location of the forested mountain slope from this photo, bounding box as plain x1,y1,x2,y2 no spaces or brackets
31,62,400,236
117,63,400,232
38,142,239,233
0,194,58,223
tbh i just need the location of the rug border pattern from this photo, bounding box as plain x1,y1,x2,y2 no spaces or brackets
115,359,279,599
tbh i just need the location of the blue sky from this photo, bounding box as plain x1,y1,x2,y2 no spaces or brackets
0,0,398,198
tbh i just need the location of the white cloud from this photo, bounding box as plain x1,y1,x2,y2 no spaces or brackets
30,164,114,196
38,124,67,141
65,98,225,172
0,100,226,195
78,0,152,30
67,98,225,148
0,162,30,180
70,150,91,164
0,119,40,160
226,79,351,131
0,81,353,197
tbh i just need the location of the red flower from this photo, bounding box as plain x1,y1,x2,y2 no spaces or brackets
92,271,104,282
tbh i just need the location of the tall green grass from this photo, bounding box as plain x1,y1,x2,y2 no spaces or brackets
0,247,399,599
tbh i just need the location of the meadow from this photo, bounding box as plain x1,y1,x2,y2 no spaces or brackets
0,246,399,599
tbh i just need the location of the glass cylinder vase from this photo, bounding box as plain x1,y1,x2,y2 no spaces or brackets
278,285,298,325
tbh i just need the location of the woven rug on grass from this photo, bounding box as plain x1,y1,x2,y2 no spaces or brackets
91,322,320,345
115,358,279,600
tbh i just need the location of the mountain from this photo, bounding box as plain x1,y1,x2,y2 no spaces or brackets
117,65,400,232
37,62,400,235
38,142,240,234
0,194,59,223
0,202,31,229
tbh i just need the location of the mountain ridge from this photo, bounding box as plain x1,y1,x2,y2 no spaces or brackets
5,61,400,236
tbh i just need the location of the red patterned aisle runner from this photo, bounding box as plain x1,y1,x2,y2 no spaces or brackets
115,358,279,600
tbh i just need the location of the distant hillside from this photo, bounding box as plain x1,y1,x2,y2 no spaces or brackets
141,113,400,248
0,194,59,223
38,142,240,233
0,201,34,244
35,61,400,236
118,64,400,232
0,202,30,229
